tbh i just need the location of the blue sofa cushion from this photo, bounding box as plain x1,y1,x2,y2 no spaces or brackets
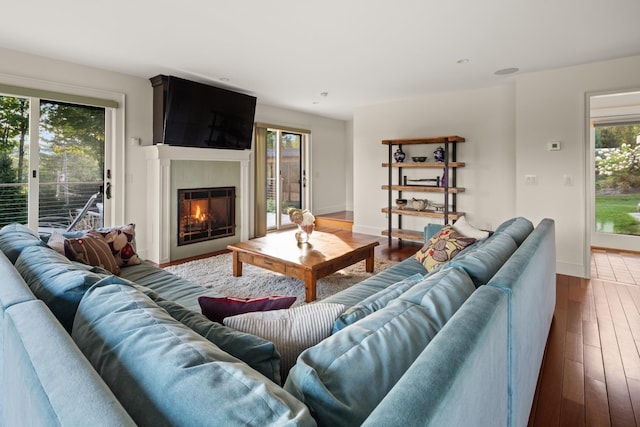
0,223,46,264
3,300,136,426
449,233,518,287
332,272,424,333
493,217,534,246
72,279,315,427
284,266,475,427
135,285,283,385
118,261,220,311
321,256,427,309
15,245,104,332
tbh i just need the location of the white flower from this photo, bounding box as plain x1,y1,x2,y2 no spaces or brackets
301,211,315,226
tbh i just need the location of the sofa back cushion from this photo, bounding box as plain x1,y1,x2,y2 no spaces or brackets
15,245,104,332
332,273,424,333
493,217,534,246
3,300,136,426
449,233,518,287
284,267,475,427
72,280,314,427
0,223,46,264
136,285,282,385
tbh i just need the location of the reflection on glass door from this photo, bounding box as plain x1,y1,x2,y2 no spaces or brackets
266,129,304,230
38,101,105,231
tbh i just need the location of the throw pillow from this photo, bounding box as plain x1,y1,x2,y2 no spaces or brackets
96,224,141,267
47,230,66,255
199,295,297,323
64,230,120,275
452,216,490,240
224,303,345,377
415,225,476,272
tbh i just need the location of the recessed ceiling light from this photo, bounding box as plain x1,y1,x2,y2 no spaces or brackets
494,67,519,75
456,59,470,64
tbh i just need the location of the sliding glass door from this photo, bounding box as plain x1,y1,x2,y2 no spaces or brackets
0,95,108,231
266,129,307,230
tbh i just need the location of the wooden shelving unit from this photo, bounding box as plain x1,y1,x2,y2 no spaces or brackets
382,136,466,244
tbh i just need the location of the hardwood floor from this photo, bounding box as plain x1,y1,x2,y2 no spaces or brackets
527,250,640,427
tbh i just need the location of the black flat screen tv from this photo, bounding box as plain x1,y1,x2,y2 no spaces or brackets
162,76,256,150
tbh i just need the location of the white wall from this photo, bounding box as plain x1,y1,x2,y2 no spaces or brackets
352,84,517,237
515,55,640,277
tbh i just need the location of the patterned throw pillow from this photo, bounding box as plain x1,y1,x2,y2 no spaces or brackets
64,230,120,275
97,224,141,267
415,225,476,272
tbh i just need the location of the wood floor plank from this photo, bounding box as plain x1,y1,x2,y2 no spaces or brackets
560,398,585,427
584,343,606,383
562,359,585,404
584,377,611,427
593,280,612,320
598,317,636,426
568,300,584,335
583,320,601,348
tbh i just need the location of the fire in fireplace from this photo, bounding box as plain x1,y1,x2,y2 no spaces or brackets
178,187,236,246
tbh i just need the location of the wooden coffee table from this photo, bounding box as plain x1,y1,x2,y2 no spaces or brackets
227,229,380,302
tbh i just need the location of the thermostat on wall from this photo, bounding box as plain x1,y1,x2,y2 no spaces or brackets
547,140,561,151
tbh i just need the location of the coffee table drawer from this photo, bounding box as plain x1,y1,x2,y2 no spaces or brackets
249,255,287,274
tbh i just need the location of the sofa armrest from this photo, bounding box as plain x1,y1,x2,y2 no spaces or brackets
2,300,135,426
362,286,509,427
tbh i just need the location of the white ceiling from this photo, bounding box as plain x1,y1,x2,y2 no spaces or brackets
2,0,640,120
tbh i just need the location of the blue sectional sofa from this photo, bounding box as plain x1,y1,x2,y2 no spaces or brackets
0,217,556,426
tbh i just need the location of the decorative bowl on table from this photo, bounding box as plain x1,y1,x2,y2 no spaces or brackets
411,156,427,162
395,198,407,209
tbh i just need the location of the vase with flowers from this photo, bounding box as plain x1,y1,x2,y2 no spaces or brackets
288,208,315,243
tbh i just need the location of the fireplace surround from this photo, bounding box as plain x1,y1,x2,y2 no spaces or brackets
145,144,250,264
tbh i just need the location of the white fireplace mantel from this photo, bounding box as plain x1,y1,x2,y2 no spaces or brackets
144,144,251,264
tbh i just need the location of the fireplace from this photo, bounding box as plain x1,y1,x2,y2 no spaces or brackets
178,187,236,246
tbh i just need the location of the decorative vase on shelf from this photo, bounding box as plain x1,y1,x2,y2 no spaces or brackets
393,147,406,163
295,224,314,244
433,146,445,162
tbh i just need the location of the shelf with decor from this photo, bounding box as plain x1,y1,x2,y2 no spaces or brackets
382,135,466,244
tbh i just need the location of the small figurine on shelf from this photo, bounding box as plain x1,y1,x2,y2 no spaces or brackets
433,146,445,162
441,168,447,187
393,147,406,163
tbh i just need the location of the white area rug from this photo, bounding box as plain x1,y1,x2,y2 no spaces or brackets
164,253,397,306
